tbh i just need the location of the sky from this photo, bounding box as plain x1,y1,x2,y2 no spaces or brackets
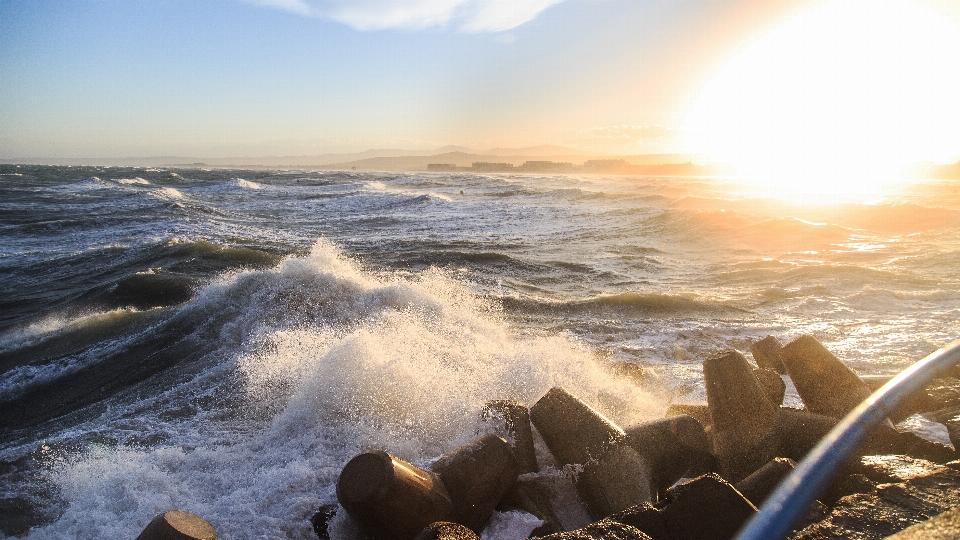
2,0,960,163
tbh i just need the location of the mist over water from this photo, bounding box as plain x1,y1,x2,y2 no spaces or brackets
1,165,958,538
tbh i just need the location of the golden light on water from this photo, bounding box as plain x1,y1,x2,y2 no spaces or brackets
686,0,960,201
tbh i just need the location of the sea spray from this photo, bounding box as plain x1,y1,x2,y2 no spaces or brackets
23,239,663,539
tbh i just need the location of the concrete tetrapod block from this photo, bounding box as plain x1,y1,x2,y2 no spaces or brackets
498,477,565,536
750,335,786,374
704,350,779,482
780,334,871,419
624,415,716,497
430,433,520,532
135,511,217,540
659,474,758,540
775,407,839,462
734,457,796,507
337,450,453,540
753,368,786,407
480,400,539,474
413,522,481,540
664,403,711,430
530,387,653,520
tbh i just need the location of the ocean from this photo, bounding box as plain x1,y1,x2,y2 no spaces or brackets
1,164,959,538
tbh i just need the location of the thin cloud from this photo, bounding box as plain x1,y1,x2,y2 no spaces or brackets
243,0,566,32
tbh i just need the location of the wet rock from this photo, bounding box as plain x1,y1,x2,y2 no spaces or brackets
413,521,481,540
704,350,779,482
751,335,786,374
791,455,960,539
822,473,876,505
780,335,872,419
480,400,539,474
884,506,960,539
530,387,653,520
754,367,786,407
735,457,796,507
310,504,337,540
660,474,757,540
605,502,670,540
337,450,453,540
624,415,716,497
537,521,654,539
664,403,711,430
889,431,956,464
850,454,951,484
608,474,759,540
135,510,218,540
430,433,521,532
498,478,564,536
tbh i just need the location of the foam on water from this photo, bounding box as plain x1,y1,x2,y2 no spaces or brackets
113,178,150,186
21,240,663,539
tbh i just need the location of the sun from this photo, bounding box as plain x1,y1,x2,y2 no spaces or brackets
686,0,960,200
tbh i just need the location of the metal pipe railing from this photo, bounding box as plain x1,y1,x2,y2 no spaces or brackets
735,338,960,540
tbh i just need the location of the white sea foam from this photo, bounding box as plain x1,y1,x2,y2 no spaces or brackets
151,187,185,200
113,178,151,185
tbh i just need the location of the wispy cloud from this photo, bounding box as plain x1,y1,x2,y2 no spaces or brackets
243,0,566,32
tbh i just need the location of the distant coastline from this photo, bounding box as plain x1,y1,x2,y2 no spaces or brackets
3,146,958,178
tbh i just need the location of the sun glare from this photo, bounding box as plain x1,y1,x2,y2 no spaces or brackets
686,0,960,200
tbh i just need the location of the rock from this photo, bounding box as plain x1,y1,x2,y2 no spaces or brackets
775,407,838,462
659,474,757,540
754,368,786,407
537,521,654,539
310,504,337,540
607,474,758,540
530,387,653,520
413,522,481,540
135,511,217,540
791,455,960,539
337,450,453,540
624,415,716,498
498,479,565,536
480,400,539,474
664,403,711,430
780,335,872,419
851,454,951,484
751,335,786,374
430,433,521,532
606,503,671,540
735,457,796,507
704,350,779,482
822,473,876,505
883,506,960,539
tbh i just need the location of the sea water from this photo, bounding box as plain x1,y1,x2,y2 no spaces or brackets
1,165,958,538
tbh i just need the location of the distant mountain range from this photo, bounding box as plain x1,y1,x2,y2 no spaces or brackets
0,146,698,170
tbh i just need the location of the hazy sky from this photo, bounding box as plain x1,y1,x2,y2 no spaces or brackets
2,0,960,160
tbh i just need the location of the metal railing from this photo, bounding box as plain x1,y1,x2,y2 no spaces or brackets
735,338,960,540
